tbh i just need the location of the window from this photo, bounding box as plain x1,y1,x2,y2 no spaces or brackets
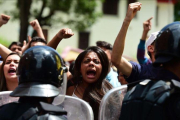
103,0,119,15
127,0,137,5
127,0,137,18
78,32,90,49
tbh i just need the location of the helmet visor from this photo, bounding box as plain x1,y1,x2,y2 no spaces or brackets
53,72,67,105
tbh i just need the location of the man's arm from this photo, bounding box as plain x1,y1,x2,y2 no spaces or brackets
47,28,74,49
0,14,11,58
30,19,45,39
0,44,12,59
141,17,152,40
111,2,142,77
137,17,153,64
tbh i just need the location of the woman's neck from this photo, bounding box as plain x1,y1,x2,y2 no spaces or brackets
6,78,18,91
75,80,89,98
81,80,89,88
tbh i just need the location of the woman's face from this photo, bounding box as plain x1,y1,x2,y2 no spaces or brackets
80,52,102,84
3,54,20,82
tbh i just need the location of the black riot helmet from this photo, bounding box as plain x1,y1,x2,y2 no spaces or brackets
153,21,180,66
10,46,67,98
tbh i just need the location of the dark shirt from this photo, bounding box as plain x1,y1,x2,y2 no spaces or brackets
126,61,180,83
0,98,67,120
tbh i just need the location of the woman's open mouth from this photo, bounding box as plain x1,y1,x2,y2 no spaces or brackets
8,68,16,75
86,69,96,79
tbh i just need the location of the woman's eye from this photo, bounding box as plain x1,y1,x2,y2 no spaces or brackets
15,61,19,64
94,60,100,64
83,60,89,63
5,61,10,64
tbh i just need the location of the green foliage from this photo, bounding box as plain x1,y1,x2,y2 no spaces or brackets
4,0,103,31
48,0,73,12
174,2,180,21
72,0,103,31
0,37,11,47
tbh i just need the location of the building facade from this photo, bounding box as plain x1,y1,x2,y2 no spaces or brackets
0,0,175,59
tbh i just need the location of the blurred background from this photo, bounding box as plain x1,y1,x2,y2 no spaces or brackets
0,0,179,61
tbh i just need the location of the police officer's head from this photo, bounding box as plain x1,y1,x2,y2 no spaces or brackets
153,22,180,66
10,46,67,98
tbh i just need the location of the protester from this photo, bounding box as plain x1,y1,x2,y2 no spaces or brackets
111,2,180,83
67,46,113,120
0,52,20,91
0,46,68,119
137,17,153,64
119,21,180,120
28,36,47,47
0,14,45,59
8,42,23,55
96,41,121,87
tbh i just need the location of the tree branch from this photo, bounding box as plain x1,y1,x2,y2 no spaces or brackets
42,10,55,21
37,0,46,19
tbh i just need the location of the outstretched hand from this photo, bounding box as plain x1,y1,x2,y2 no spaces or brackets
143,17,153,32
125,2,142,22
30,19,41,31
56,28,74,39
0,14,10,26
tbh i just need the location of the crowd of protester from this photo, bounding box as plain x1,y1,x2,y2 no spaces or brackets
0,1,180,120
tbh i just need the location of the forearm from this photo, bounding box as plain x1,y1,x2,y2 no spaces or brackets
112,20,132,76
0,44,12,59
47,34,62,49
112,20,130,66
36,28,45,39
141,30,148,40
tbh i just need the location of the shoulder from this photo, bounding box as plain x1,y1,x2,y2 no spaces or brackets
0,102,33,119
66,85,75,96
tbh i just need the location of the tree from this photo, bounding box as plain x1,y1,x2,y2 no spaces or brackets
174,1,180,21
5,0,103,43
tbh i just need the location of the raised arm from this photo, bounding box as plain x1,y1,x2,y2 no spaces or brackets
141,17,152,40
137,17,152,64
47,28,74,49
111,2,142,77
30,19,45,39
0,14,11,58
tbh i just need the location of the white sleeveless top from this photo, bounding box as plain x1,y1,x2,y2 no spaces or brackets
72,84,79,98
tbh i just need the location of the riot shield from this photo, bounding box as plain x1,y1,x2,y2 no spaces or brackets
0,91,19,106
53,95,94,120
98,85,128,120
